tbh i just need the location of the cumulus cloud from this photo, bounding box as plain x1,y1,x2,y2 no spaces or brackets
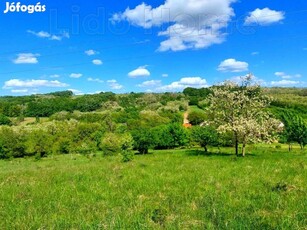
245,8,285,26
87,77,104,83
128,66,151,78
85,50,99,56
70,73,83,78
27,30,70,41
137,80,161,88
275,72,301,79
13,53,39,64
107,80,123,90
92,59,103,65
162,74,169,78
3,79,68,89
218,58,249,72
157,77,208,92
111,0,235,52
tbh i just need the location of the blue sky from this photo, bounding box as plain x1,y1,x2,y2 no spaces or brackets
0,0,306,95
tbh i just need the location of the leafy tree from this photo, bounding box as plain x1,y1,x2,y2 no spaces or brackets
280,111,307,150
132,128,155,154
207,75,280,157
25,130,53,157
153,123,189,149
0,114,12,126
120,133,134,162
191,126,218,152
188,111,206,125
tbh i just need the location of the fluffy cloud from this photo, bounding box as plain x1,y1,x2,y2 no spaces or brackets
218,58,249,72
92,59,103,65
137,80,161,88
50,74,60,78
245,8,285,26
3,79,68,89
128,66,150,78
112,0,235,52
157,77,208,92
87,77,104,83
275,72,301,79
162,74,169,78
271,80,300,86
70,73,83,78
85,50,99,56
27,30,70,41
107,80,123,90
68,89,83,95
13,53,39,64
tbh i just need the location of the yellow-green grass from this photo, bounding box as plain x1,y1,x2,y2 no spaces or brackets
0,146,306,229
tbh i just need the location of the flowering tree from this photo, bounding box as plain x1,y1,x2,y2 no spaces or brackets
207,75,281,157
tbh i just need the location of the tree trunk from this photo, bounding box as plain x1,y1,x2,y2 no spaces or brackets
242,142,246,157
235,134,239,157
204,145,208,153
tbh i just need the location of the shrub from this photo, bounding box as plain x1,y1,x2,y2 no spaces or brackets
0,114,12,126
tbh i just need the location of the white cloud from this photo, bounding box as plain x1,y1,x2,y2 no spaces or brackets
87,77,104,83
218,58,249,72
92,59,103,65
85,50,99,56
70,73,83,79
128,66,150,78
68,89,83,95
3,79,68,89
11,89,29,93
251,51,259,56
275,72,302,79
13,53,39,64
137,80,161,88
27,30,70,41
112,0,235,52
245,8,285,26
162,74,169,78
271,80,300,86
50,74,60,78
157,77,208,92
107,80,123,90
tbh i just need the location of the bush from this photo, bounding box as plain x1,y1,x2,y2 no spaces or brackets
0,114,12,126
99,133,123,156
188,111,206,125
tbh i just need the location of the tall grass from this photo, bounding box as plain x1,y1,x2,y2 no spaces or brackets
0,146,306,229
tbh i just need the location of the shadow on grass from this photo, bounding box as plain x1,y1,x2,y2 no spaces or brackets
185,149,257,157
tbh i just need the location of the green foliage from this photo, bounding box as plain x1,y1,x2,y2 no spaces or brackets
153,123,189,149
24,130,53,157
191,126,218,151
280,111,307,149
132,128,155,154
120,133,134,162
99,133,123,156
188,111,206,125
0,114,12,126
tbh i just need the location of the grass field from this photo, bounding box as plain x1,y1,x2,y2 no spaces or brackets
0,146,306,229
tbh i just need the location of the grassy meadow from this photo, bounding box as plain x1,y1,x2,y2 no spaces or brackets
0,145,306,229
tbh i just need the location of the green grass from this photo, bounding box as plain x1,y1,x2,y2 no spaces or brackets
0,146,306,229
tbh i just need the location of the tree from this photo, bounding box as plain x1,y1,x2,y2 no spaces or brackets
132,128,155,154
191,126,218,152
0,114,12,126
188,111,206,125
207,75,280,157
280,111,307,150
